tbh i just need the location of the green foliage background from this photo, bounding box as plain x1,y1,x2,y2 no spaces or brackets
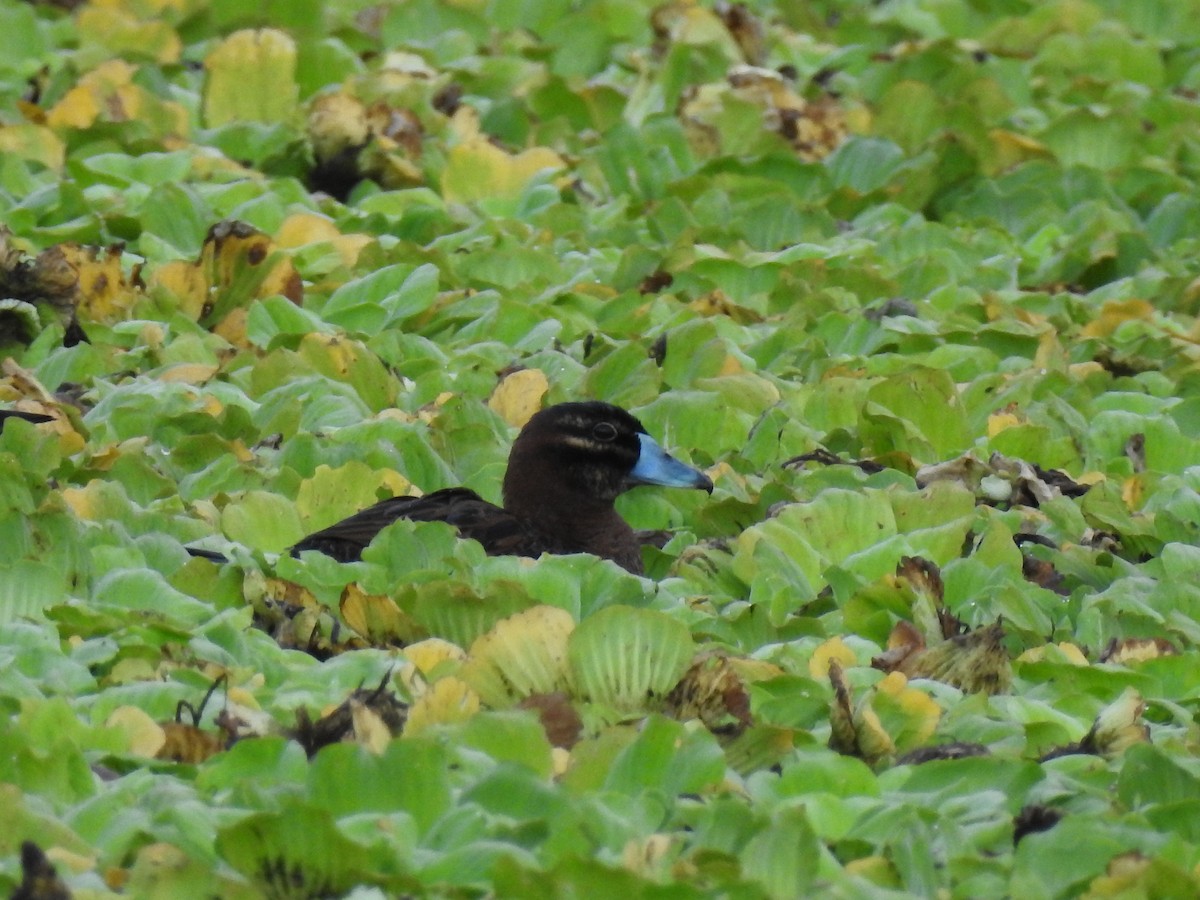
3,0,1200,896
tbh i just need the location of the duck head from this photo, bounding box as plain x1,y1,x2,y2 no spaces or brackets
502,402,712,515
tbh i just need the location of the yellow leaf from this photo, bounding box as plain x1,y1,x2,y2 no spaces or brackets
350,699,392,754
307,91,370,160
1016,642,1090,666
1032,329,1067,370
340,583,419,645
871,671,941,750
461,605,575,707
853,704,895,760
809,636,857,678
77,4,183,65
105,705,167,757
147,220,303,325
718,354,744,376
985,128,1050,174
0,124,64,170
276,212,336,245
158,363,218,384
60,482,103,519
45,59,187,136
442,137,566,203
488,368,550,428
404,638,467,674
203,29,298,127
212,306,250,348
276,212,372,268
399,638,467,695
148,259,208,320
1122,474,1145,509
403,677,479,735
1080,299,1155,339
987,411,1021,437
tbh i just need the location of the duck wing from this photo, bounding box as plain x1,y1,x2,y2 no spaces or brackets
290,487,546,563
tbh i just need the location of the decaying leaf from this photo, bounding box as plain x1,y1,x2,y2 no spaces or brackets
247,572,366,658
11,841,72,900
1041,687,1150,761
148,219,302,331
828,661,941,764
895,620,1013,696
916,451,1089,508
398,637,468,696
664,651,753,736
307,92,425,198
680,65,848,160
292,672,407,756
781,447,887,475
518,691,584,749
715,1,766,65
0,226,145,338
45,58,188,136
1098,637,1176,666
1013,804,1063,844
339,582,422,647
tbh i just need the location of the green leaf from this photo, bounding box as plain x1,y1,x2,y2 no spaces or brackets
568,606,694,711
741,805,821,900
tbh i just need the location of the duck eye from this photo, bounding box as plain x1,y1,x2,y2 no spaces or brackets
592,422,618,442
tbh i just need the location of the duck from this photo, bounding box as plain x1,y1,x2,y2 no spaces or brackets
290,401,713,574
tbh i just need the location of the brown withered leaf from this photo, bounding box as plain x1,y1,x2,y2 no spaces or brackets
1040,688,1149,761
291,672,407,757
665,652,753,737
896,620,1012,696
1098,637,1177,665
680,65,848,162
896,556,943,603
638,270,673,294
689,289,764,324
826,660,859,758
916,451,1088,508
156,722,226,765
896,742,990,765
248,573,368,659
871,620,925,673
155,675,242,764
1021,553,1068,595
1013,804,1063,845
518,691,583,749
11,841,71,900
826,661,937,764
782,447,887,475
894,555,965,641
715,1,765,65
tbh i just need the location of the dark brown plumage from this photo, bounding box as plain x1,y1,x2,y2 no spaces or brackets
290,401,713,574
